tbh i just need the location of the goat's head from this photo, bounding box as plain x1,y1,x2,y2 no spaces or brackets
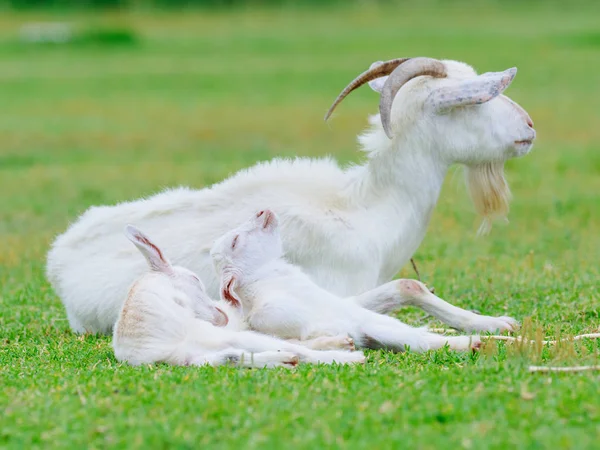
325,56,535,161
210,210,283,307
125,225,228,327
325,57,537,232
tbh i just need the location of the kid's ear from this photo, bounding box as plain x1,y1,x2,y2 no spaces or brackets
220,273,242,308
124,224,173,274
212,307,229,327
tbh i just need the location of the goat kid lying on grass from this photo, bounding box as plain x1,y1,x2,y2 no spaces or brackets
211,210,508,353
113,225,365,367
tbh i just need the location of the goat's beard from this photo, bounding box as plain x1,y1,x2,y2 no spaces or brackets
465,161,512,235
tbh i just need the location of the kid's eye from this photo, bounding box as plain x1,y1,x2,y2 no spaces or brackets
231,235,239,249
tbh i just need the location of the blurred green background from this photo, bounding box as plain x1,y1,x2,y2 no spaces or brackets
1,1,599,448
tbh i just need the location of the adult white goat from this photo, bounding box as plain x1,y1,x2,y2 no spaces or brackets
211,209,485,353
47,57,536,334
114,225,365,367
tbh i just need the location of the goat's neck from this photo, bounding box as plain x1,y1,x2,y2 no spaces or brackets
345,134,448,226
243,258,298,285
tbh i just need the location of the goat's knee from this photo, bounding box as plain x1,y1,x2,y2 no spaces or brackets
396,279,429,300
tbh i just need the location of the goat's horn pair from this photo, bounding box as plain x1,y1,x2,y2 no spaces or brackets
324,57,447,138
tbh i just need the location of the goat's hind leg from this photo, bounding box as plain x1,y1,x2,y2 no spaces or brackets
190,348,299,368
350,279,517,333
359,311,481,353
395,279,517,333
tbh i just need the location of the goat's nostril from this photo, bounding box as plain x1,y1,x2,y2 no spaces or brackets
257,211,264,218
526,117,534,128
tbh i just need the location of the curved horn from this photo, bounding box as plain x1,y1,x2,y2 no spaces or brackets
324,58,411,121
379,57,447,138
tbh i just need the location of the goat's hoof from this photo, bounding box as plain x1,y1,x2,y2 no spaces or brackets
321,334,356,351
347,351,366,364
262,351,300,368
285,355,300,367
495,316,519,333
447,335,481,352
471,315,519,333
347,338,356,351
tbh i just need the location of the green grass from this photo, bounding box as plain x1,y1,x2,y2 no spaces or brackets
1,3,600,449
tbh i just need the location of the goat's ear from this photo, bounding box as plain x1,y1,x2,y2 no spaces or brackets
367,61,388,93
124,224,173,274
220,274,242,308
212,306,229,327
426,67,517,112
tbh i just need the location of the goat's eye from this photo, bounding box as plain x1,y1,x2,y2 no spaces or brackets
231,235,239,249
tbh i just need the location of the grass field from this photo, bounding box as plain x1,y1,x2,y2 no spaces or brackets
1,3,600,448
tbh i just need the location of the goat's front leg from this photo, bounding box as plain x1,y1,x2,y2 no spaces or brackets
227,330,365,365
189,348,299,368
350,279,517,333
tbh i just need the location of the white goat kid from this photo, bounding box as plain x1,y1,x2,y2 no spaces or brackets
211,210,484,353
114,225,365,367
48,56,535,334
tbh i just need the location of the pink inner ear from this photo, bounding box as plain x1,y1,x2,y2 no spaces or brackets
136,234,166,263
222,278,241,308
262,210,275,229
213,307,229,327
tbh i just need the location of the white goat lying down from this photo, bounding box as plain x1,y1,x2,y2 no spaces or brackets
114,225,365,367
48,56,536,334
211,210,504,353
